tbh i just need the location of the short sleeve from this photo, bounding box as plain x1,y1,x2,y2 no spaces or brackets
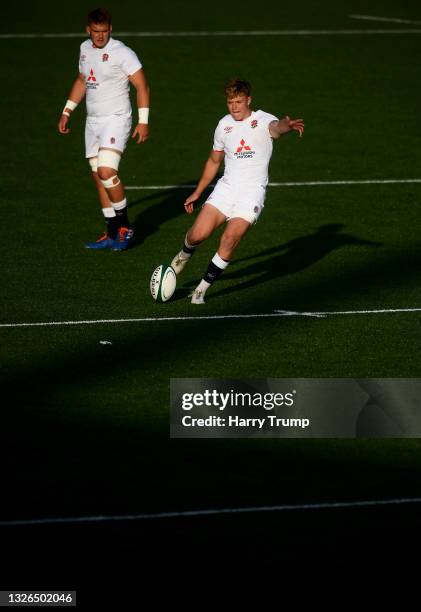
261,112,278,133
119,46,143,76
213,122,225,152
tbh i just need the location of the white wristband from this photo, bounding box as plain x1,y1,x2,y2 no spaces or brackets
138,107,149,124
62,99,78,117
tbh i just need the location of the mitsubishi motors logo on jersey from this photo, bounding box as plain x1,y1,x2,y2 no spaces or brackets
86,68,99,89
236,139,251,153
235,139,255,159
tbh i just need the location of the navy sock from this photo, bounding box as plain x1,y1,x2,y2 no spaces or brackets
115,207,130,228
183,241,196,256
105,216,119,239
203,261,225,285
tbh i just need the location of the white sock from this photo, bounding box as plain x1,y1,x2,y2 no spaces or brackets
102,207,116,218
111,198,127,211
212,252,230,269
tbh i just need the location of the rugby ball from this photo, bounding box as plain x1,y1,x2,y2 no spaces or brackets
150,264,176,302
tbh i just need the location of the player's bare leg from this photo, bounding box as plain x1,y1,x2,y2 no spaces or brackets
85,156,121,249
218,217,251,260
191,217,251,304
91,171,112,210
97,165,125,203
171,203,226,274
96,148,133,251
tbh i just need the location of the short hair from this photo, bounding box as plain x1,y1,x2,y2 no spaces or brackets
224,78,251,98
87,8,112,25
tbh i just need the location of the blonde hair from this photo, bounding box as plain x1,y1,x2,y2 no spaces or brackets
224,78,251,98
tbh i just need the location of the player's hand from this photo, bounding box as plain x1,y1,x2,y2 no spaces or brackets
58,114,70,135
285,115,304,137
184,192,200,214
132,123,149,144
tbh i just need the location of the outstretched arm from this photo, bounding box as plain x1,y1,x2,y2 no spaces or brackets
269,116,304,139
58,74,86,135
129,68,150,144
184,150,225,214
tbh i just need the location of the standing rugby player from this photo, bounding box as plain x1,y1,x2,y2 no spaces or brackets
170,78,304,303
58,8,150,250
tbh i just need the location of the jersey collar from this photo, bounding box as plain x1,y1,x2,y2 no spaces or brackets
240,110,254,122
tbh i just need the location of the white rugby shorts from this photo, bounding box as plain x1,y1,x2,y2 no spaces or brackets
85,113,132,158
205,178,266,224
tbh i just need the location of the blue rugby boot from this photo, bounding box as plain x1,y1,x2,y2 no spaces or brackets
85,232,114,249
112,226,134,251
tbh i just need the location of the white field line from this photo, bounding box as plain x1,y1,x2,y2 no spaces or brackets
125,179,421,190
350,14,421,26
1,29,421,40
1,308,421,329
1,496,421,526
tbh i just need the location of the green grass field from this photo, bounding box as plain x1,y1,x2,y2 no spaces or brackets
2,0,421,600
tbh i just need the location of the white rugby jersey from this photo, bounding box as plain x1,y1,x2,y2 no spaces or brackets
213,110,278,187
79,37,142,117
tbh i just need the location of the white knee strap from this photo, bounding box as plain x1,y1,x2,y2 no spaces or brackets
101,175,121,189
97,149,121,171
88,157,98,172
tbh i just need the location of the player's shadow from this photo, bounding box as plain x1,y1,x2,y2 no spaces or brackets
127,182,211,247
208,223,382,298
